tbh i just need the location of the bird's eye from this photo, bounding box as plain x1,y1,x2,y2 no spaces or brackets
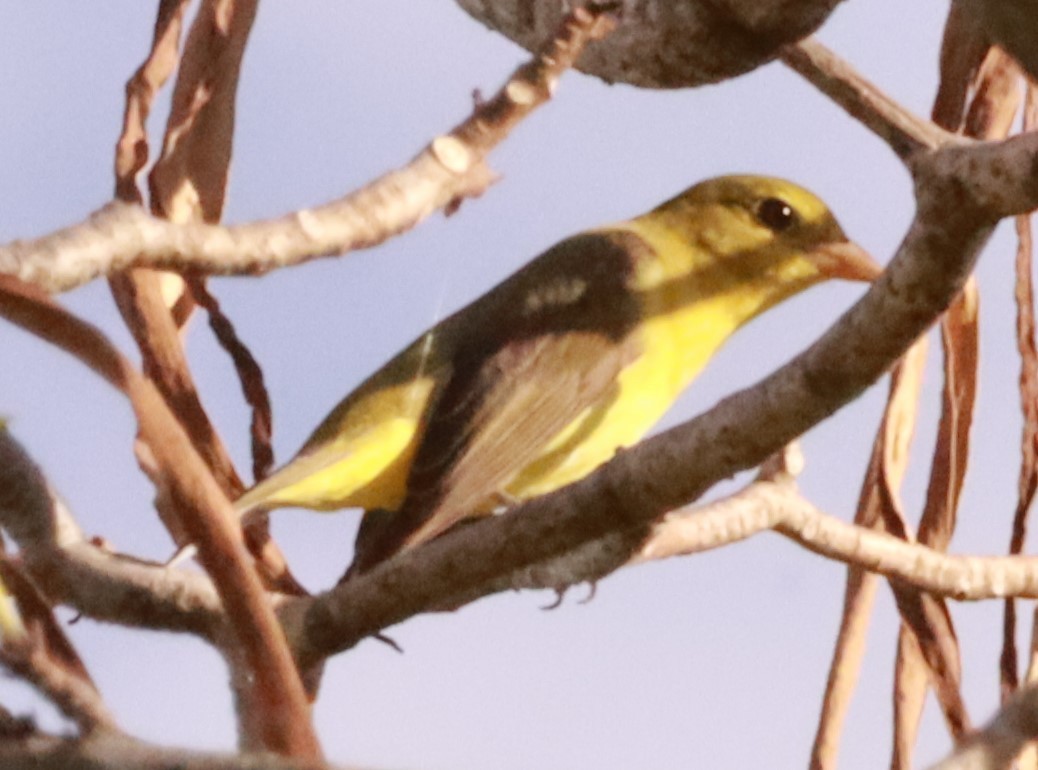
756,197,797,232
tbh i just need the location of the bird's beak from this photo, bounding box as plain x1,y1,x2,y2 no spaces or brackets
807,240,883,282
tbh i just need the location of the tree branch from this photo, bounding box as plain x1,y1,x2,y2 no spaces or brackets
781,37,958,158
455,0,844,87
285,468,1038,665
0,557,118,735
0,277,316,752
0,730,338,770
0,5,616,294
0,424,223,638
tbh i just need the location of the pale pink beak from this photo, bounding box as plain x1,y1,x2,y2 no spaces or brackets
808,240,883,282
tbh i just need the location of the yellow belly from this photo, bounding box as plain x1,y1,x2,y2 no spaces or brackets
500,218,761,501
254,331,694,515
506,297,735,499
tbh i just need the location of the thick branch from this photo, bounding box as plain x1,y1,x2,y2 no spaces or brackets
284,474,1038,666
456,0,844,87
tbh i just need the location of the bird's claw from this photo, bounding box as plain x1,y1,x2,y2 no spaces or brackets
373,632,404,654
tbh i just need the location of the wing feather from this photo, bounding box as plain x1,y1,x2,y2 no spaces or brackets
349,230,655,573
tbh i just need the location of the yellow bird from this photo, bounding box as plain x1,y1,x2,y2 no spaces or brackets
231,175,880,574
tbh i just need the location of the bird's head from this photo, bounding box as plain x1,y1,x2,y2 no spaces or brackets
648,175,882,290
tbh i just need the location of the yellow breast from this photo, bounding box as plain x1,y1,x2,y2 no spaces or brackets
505,221,743,500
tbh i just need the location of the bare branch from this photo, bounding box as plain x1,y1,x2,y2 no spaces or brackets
111,0,307,601
114,0,192,203
0,277,314,751
0,633,118,735
0,558,118,734
0,423,223,638
285,467,1038,668
0,730,338,770
782,37,958,158
456,0,844,87
0,5,616,294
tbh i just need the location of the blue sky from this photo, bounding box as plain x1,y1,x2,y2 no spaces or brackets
0,2,1024,768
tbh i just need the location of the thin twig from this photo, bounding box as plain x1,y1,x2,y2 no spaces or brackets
0,6,617,293
781,37,958,158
